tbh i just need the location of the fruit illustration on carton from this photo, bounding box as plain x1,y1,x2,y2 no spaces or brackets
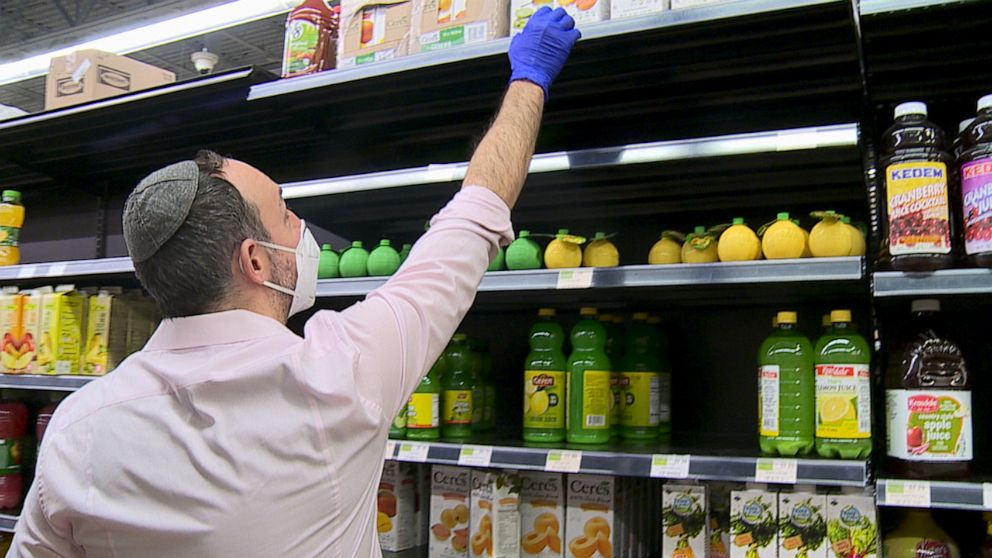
431,465,472,557
565,475,614,558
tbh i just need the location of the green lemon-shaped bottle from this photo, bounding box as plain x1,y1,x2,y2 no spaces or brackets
339,241,369,278
318,244,339,279
506,230,543,270
367,239,401,276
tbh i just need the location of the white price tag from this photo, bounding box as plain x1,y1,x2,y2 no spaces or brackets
425,163,461,183
884,480,931,508
754,458,798,484
396,441,430,463
650,454,691,479
776,130,818,152
544,450,582,473
15,266,36,279
458,445,493,467
556,269,593,289
385,440,398,458
983,483,992,510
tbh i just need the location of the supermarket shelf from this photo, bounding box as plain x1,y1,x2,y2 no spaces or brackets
0,374,97,392
0,257,134,284
0,513,15,534
385,440,869,486
877,478,992,511
872,269,992,297
860,0,968,15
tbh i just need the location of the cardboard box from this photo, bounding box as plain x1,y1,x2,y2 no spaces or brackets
338,0,413,68
430,465,471,557
825,495,878,558
81,288,127,376
510,0,553,34
779,492,827,558
558,0,609,28
45,50,175,111
471,470,521,558
520,472,564,557
663,484,708,558
670,0,728,8
730,490,777,558
0,288,25,373
38,286,84,375
410,0,509,53
565,474,613,558
709,485,733,558
378,461,419,551
610,0,667,19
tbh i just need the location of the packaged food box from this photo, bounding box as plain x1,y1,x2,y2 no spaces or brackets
709,484,733,558
610,0,667,19
510,0,553,34
410,0,509,52
779,492,827,558
45,49,175,111
471,470,521,558
520,471,564,557
378,461,419,551
0,287,26,373
81,288,127,376
430,465,471,557
338,0,413,68
670,0,728,8
730,489,777,558
565,474,614,558
663,484,708,558
557,0,609,27
419,464,432,548
38,286,83,375
825,494,878,558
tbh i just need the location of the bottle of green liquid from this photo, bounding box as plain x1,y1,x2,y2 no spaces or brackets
407,358,442,440
758,311,815,456
618,313,664,440
523,308,567,443
469,338,487,433
814,310,872,459
599,313,623,438
567,307,612,444
648,315,673,436
389,407,407,439
479,342,496,431
442,334,475,439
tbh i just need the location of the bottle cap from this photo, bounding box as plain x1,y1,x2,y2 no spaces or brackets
579,307,597,317
557,228,569,235
777,311,797,324
593,232,607,240
732,217,744,225
379,239,391,247
519,230,530,237
538,308,556,317
452,333,467,342
822,314,831,327
632,312,649,321
402,243,412,250
894,101,927,119
831,310,852,323
1,191,20,203
959,118,976,133
841,216,852,224
321,243,332,251
694,226,706,234
911,299,941,313
777,212,790,220
351,240,363,248
978,94,992,111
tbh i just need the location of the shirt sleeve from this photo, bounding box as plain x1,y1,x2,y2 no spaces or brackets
304,186,513,417
8,465,83,557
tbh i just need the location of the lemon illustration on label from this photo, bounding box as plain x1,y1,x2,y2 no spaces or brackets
530,390,550,416
819,395,854,424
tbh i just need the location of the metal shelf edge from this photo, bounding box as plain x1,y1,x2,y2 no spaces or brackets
0,374,98,392
877,478,991,511
0,257,134,283
872,269,992,297
0,513,16,533
859,0,967,16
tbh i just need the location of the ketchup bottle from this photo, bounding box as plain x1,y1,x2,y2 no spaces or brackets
958,94,992,267
0,401,27,510
281,0,341,78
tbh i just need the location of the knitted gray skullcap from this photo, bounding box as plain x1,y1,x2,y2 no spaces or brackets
123,161,199,263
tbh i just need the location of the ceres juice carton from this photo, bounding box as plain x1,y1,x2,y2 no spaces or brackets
410,0,509,53
0,287,25,373
520,472,564,557
610,0,667,19
338,0,413,68
825,494,878,558
779,491,827,558
509,0,552,34
565,474,613,558
378,461,418,551
471,470,522,558
557,0,609,27
82,288,127,376
431,465,471,558
730,489,777,558
662,484,708,558
38,286,83,375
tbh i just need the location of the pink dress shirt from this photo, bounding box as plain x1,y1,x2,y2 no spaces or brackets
8,186,512,557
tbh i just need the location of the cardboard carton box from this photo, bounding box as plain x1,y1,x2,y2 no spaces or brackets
825,494,878,558
45,50,175,111
410,0,509,53
378,461,419,551
557,0,609,27
730,489,777,558
779,492,827,558
430,465,471,557
38,286,84,375
520,472,564,557
610,0,667,19
471,470,521,558
338,0,413,68
565,474,614,558
81,288,127,376
709,484,733,558
0,288,25,373
663,484,708,558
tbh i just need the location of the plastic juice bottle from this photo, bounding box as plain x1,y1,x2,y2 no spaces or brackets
958,94,992,267
469,338,487,433
442,334,475,438
883,510,961,558
282,0,340,78
953,118,975,159
0,191,24,267
407,358,442,440
523,308,567,443
389,407,407,439
481,344,496,431
758,311,814,456
599,313,622,438
814,310,872,459
885,299,971,479
567,307,611,444
616,313,661,440
648,315,672,435
880,101,958,271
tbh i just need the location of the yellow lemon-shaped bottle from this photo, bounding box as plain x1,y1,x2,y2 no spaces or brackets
761,213,806,259
682,226,719,263
582,232,619,267
842,216,866,256
545,229,584,269
797,220,812,258
648,231,683,264
809,211,853,257
717,218,761,262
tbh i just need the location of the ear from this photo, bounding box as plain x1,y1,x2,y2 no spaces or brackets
237,238,269,286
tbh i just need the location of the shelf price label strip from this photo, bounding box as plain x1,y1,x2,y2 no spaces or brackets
457,445,493,467
884,480,932,508
650,454,691,479
395,441,430,463
754,458,798,484
544,450,582,473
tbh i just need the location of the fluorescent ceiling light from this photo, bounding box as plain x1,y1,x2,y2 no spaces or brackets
0,0,295,87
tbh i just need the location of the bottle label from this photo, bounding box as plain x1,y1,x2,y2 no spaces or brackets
0,439,22,474
885,161,952,255
659,371,672,423
609,373,622,427
915,539,951,558
0,226,19,248
524,370,565,430
961,158,992,255
886,389,972,461
283,19,320,75
759,365,780,437
407,392,439,429
582,370,611,429
619,371,661,427
392,407,407,430
443,389,472,425
815,364,871,439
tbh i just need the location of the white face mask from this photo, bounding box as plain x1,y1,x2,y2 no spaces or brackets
256,220,320,318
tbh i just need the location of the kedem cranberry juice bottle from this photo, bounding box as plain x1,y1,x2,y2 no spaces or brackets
879,102,958,271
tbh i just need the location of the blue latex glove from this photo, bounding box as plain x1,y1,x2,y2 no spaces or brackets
508,7,581,99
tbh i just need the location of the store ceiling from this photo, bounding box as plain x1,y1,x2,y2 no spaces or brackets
0,0,287,113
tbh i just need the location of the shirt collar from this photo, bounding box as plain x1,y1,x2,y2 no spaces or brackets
144,309,295,351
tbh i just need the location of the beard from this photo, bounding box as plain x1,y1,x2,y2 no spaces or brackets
269,251,298,321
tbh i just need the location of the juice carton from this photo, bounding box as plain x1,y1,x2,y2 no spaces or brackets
38,286,83,375
419,464,432,548
565,474,613,558
557,0,609,27
730,489,777,558
17,288,49,374
82,288,127,376
431,465,471,558
510,0,553,35
410,0,509,53
0,287,25,373
378,461,418,551
779,492,827,558
709,485,733,558
338,0,413,68
610,0,667,20
471,470,521,558
663,484,708,558
825,494,878,558
520,471,564,557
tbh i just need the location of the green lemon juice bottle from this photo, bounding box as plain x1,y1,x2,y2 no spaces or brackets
567,307,612,444
814,310,872,459
523,308,567,443
407,358,442,440
758,311,815,456
618,313,664,440
442,334,475,439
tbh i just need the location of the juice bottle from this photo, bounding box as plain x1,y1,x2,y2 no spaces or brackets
599,313,622,438
479,341,496,431
282,0,340,78
407,358,442,440
567,307,611,444
0,191,24,267
618,313,663,440
523,308,567,443
814,310,872,459
442,334,474,439
648,315,673,435
389,407,406,439
468,338,488,433
879,101,958,271
885,299,971,479
953,118,975,159
958,94,992,267
758,311,814,456
883,510,960,558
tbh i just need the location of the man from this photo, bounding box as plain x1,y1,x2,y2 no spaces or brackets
9,7,578,557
